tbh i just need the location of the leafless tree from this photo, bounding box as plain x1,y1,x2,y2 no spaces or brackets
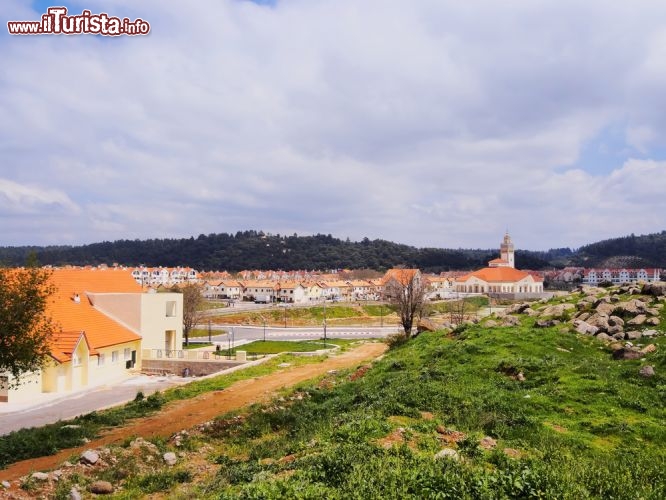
383,269,427,338
447,299,468,326
173,283,205,346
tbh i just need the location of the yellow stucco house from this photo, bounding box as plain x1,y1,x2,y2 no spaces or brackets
1,268,183,404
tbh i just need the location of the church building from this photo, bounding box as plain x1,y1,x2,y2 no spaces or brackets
455,233,544,297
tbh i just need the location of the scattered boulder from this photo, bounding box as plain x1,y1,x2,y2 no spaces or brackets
612,348,643,360
627,315,647,326
596,333,614,343
502,316,520,327
586,313,610,331
641,344,657,354
434,448,460,461
608,316,624,327
70,487,82,500
1,481,10,489
621,299,647,315
163,452,177,466
625,331,642,340
479,436,497,450
31,472,49,481
642,329,658,338
574,320,598,336
646,317,660,326
535,319,559,328
484,320,498,328
89,481,114,495
642,282,666,297
417,318,440,333
540,303,574,319
595,302,615,316
80,449,99,465
607,324,624,336
639,366,655,378
575,311,591,321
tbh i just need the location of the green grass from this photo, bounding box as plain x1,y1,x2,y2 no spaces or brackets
189,327,227,338
0,353,330,470
189,320,666,499
226,339,352,355
183,342,213,349
209,303,399,327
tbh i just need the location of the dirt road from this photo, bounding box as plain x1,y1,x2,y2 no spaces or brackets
0,342,387,482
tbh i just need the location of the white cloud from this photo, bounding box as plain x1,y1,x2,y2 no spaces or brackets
0,0,664,250
0,178,80,215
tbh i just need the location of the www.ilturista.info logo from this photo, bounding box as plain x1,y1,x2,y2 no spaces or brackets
7,7,150,36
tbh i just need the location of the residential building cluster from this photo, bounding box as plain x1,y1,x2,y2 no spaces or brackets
542,267,663,285
1,268,183,404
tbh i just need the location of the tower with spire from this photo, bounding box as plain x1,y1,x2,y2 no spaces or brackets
500,231,515,268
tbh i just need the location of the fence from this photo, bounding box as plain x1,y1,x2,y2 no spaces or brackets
143,349,266,362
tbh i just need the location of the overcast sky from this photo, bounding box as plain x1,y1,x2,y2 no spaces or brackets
1,0,665,251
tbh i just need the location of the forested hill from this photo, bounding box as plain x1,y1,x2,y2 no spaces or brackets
0,230,663,272
571,231,666,268
0,231,553,272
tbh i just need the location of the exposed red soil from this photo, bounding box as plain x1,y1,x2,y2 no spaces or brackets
0,343,387,484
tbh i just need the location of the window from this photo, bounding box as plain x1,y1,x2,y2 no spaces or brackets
97,354,105,366
72,352,81,366
112,351,119,363
124,348,131,360
166,301,177,317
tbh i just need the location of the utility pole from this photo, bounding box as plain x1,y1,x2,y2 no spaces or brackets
263,319,266,342
208,320,212,343
380,304,384,327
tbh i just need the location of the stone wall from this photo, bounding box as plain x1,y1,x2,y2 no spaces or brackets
141,359,245,377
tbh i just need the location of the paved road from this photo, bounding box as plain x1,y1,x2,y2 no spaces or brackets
0,375,184,436
192,325,401,345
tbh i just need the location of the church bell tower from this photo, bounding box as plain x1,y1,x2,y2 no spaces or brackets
500,232,515,268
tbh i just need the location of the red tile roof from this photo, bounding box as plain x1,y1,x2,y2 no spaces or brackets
457,267,543,283
48,269,142,353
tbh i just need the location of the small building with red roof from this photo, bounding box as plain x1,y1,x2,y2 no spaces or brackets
2,268,183,404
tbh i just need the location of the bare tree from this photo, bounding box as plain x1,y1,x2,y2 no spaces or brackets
383,269,427,338
447,299,468,326
173,283,205,346
0,265,55,388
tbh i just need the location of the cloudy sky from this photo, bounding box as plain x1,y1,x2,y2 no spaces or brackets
1,0,665,250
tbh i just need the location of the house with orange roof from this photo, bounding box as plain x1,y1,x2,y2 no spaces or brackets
203,280,243,300
455,234,544,297
348,280,377,300
241,280,278,302
277,281,308,303
2,268,183,404
425,275,456,300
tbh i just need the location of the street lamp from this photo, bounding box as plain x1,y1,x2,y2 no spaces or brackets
323,318,327,346
283,305,287,328
263,319,266,342
208,320,212,343
380,304,384,327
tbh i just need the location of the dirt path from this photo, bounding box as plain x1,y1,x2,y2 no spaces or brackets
1,343,387,482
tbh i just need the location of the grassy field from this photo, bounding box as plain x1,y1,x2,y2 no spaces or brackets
207,303,401,327
0,353,332,469
176,318,664,498
6,292,665,498
226,339,354,355
206,298,487,328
